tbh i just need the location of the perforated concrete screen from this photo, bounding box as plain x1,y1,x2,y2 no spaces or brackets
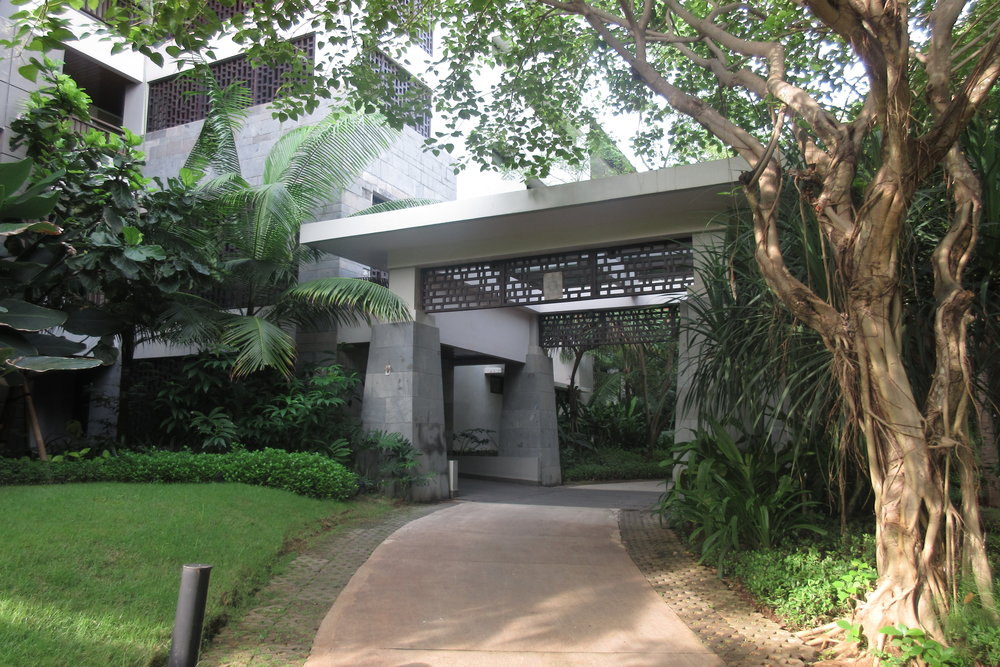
538,304,680,348
421,239,693,313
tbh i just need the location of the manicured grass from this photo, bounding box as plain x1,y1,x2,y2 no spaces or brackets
0,483,391,667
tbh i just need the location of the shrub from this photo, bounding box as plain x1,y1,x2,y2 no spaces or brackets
561,447,666,482
654,418,825,571
354,431,429,497
0,449,358,500
146,352,360,458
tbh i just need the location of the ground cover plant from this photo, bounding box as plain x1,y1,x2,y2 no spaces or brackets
0,483,393,666
726,521,1000,665
560,446,667,482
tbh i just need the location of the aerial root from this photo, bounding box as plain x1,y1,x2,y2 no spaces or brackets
796,621,863,660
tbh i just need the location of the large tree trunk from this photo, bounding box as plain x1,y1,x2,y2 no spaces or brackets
848,305,949,644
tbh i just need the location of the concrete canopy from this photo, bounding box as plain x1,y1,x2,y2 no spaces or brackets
300,158,743,270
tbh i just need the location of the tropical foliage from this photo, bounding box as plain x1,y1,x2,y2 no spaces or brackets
8,0,1000,651
163,76,411,376
656,419,826,571
0,63,221,454
142,350,359,457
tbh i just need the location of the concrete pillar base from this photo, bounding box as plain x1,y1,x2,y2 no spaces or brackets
361,322,448,501
499,347,561,486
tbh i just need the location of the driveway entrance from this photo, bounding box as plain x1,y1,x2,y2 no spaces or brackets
306,479,723,666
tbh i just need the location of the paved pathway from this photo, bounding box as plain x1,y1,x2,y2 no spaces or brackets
306,479,721,666
203,479,815,666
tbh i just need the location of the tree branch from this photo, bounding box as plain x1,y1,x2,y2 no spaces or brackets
918,29,1000,178
665,0,845,147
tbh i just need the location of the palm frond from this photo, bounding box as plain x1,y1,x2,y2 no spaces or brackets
280,277,412,326
271,110,399,216
350,197,439,216
220,314,296,378
182,76,250,181
152,294,228,345
239,182,302,262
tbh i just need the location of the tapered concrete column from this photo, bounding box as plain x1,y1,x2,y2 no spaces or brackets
361,321,448,501
499,346,561,486
674,230,724,445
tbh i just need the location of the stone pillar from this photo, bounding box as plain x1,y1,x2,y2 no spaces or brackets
674,229,725,445
361,321,449,501
442,357,455,451
499,346,561,486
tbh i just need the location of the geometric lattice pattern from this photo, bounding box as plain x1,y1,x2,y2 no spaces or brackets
147,34,316,132
538,304,679,349
368,50,432,138
422,239,693,313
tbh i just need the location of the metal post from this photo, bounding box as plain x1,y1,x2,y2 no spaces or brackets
448,459,458,498
168,564,212,667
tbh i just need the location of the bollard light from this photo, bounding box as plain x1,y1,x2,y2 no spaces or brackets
168,563,213,667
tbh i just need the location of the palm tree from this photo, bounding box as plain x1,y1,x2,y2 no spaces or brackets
165,77,412,376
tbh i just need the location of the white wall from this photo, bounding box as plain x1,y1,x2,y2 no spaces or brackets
452,365,504,438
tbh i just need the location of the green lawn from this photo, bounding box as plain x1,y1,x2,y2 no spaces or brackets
0,482,389,666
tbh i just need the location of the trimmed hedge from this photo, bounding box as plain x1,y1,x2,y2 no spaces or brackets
0,449,358,500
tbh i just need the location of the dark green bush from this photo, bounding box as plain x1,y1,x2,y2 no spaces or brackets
136,352,360,459
0,449,357,500
655,419,825,571
561,447,667,482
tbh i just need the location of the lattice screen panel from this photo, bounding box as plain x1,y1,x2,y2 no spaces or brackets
368,50,432,138
422,239,693,313
539,305,680,349
147,34,315,132
205,0,249,22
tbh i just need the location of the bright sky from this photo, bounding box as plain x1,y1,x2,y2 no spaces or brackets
453,111,650,200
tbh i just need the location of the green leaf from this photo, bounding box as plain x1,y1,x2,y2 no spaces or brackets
122,225,144,245
6,356,103,372
123,245,166,261
0,221,61,236
24,332,87,357
17,62,37,82
63,308,125,336
220,315,296,378
0,330,36,358
2,191,59,220
0,158,32,193
0,299,67,331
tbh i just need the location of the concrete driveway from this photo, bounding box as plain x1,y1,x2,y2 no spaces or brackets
306,479,723,666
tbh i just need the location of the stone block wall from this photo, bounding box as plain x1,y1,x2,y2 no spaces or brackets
141,102,456,220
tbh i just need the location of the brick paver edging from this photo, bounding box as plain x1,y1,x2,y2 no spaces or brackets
199,502,445,667
619,509,818,666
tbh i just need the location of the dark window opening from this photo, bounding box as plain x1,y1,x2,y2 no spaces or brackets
146,34,316,132
372,192,391,206
62,48,131,134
